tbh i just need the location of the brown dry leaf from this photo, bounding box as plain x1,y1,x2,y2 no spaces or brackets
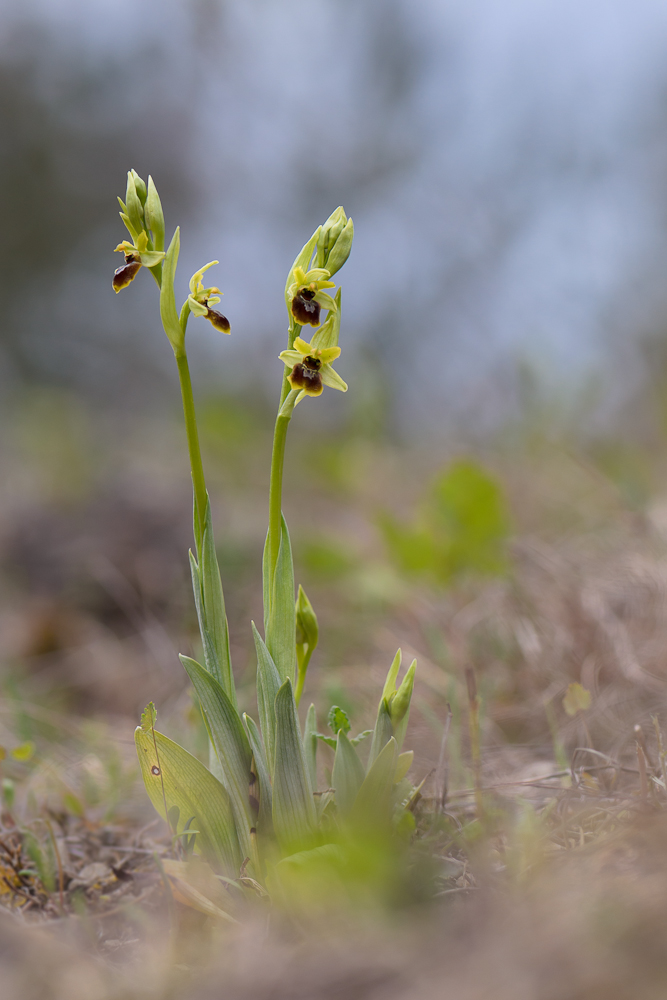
161,858,237,923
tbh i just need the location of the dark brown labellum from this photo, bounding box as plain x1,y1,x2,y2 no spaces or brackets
289,363,323,395
291,289,321,327
206,307,231,333
113,260,141,292
151,765,161,776
303,355,322,371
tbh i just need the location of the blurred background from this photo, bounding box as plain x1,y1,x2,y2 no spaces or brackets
3,0,667,784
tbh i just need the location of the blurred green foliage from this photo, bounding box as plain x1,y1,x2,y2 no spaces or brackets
379,459,511,586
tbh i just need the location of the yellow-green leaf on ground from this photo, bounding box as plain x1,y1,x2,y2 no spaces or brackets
135,722,241,877
563,683,591,717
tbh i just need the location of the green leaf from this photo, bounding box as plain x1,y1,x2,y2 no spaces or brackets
352,737,398,827
242,714,273,833
367,697,393,771
160,227,183,352
262,528,272,635
139,701,157,731
327,705,351,736
178,656,252,861
200,500,235,704
316,733,337,750
332,731,365,815
23,832,55,893
394,751,414,783
303,703,318,793
266,516,296,684
272,680,316,850
252,622,282,771
135,724,241,876
349,730,372,747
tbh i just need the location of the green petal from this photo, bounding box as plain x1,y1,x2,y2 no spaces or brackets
293,336,312,354
320,365,347,392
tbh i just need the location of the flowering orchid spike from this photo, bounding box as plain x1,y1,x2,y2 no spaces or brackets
187,261,231,333
279,335,347,403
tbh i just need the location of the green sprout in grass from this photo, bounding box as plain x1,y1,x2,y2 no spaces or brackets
113,171,420,915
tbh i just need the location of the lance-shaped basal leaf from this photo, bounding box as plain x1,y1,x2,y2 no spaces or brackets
351,737,398,829
160,228,183,352
266,516,296,684
303,703,318,794
200,499,235,705
332,730,365,815
272,679,316,851
135,718,241,876
243,713,273,833
179,656,253,861
252,622,282,771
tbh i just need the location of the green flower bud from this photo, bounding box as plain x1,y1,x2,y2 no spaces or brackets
145,176,165,252
317,206,347,264
325,217,354,277
389,659,416,727
130,169,147,206
295,584,318,653
125,170,145,234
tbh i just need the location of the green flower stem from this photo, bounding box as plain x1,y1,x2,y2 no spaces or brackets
279,322,301,406
175,347,208,550
294,647,313,708
267,388,299,583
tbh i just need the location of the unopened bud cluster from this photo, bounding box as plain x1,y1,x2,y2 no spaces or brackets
113,170,165,292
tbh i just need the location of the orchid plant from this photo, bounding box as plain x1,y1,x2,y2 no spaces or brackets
113,170,418,915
